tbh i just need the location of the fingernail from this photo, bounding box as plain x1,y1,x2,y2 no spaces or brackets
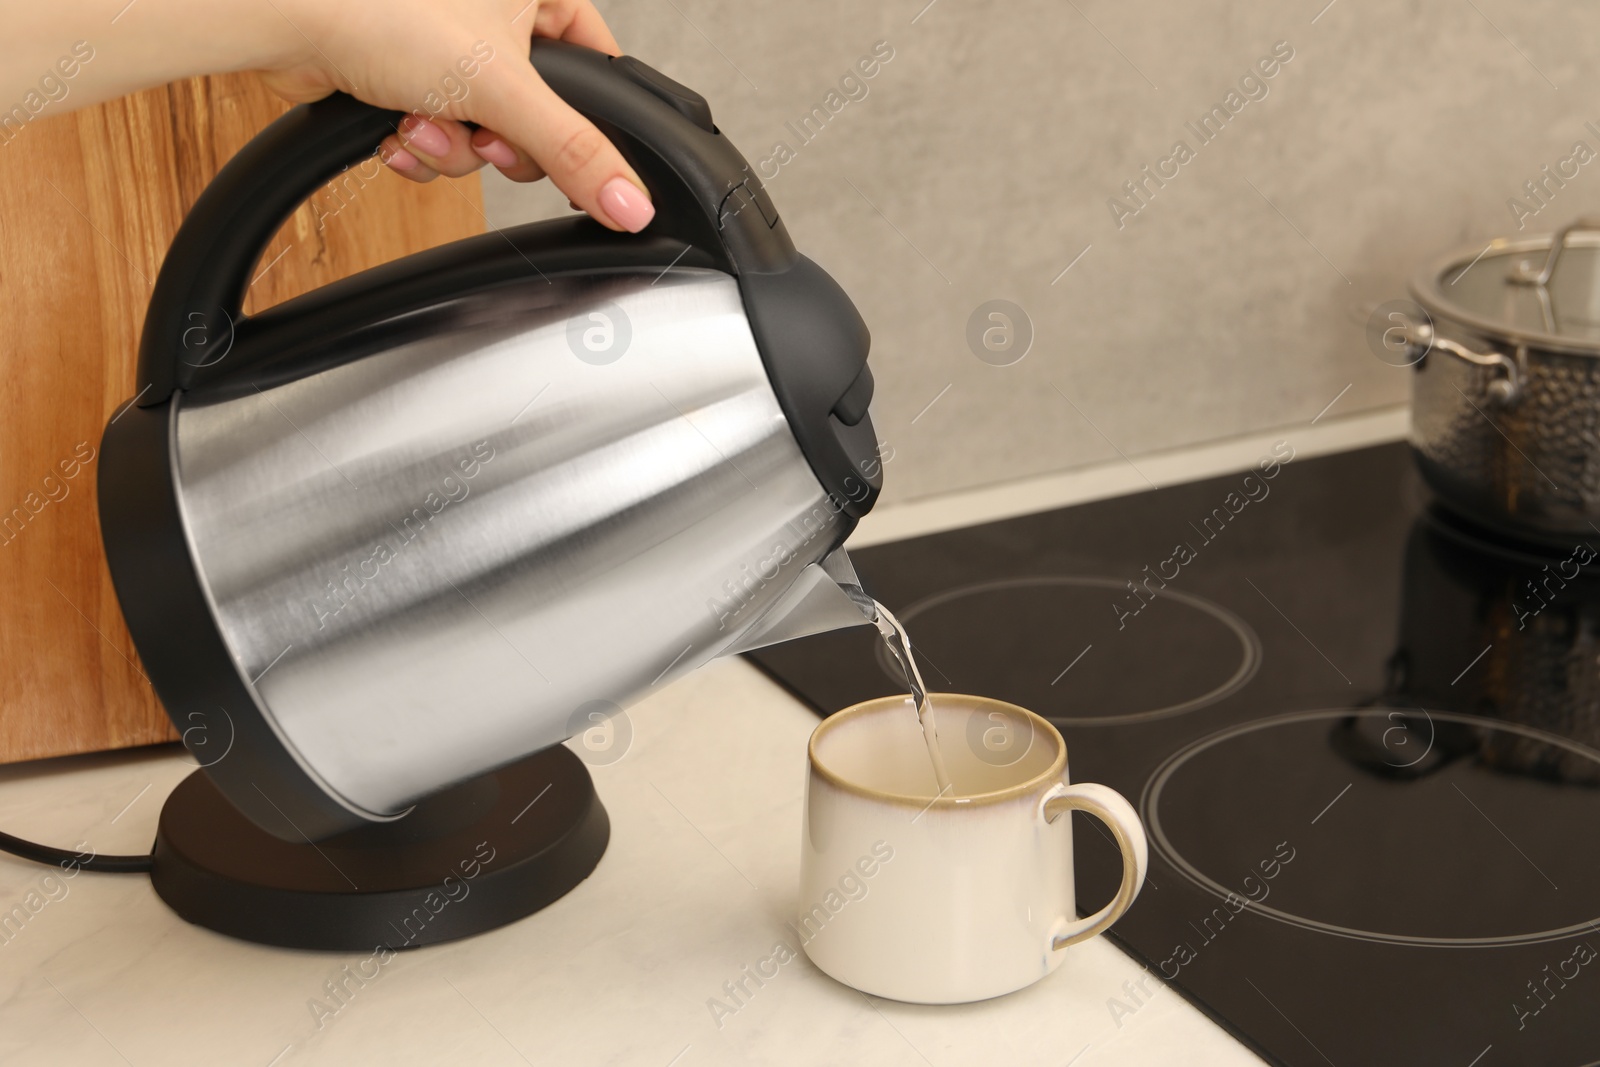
385,148,420,172
400,115,451,158
597,176,655,233
472,135,519,168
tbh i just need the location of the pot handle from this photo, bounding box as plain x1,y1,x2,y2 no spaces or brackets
1510,216,1600,287
1040,781,1149,950
135,40,794,406
1401,322,1522,406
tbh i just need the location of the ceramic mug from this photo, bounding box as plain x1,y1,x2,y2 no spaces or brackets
798,694,1148,1004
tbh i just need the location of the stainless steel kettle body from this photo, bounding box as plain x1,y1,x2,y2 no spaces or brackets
98,42,885,841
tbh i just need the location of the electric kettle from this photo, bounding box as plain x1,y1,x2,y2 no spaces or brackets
98,40,884,844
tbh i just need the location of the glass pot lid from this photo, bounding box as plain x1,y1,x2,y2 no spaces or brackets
1411,217,1600,355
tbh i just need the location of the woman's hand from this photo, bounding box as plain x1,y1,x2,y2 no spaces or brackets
257,0,654,232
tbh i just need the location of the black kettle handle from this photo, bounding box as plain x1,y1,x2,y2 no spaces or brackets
136,39,794,405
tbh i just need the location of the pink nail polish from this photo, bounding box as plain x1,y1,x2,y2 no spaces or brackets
385,148,420,172
400,116,451,158
597,177,655,233
473,136,519,168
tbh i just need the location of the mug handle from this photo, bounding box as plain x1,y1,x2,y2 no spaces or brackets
1040,781,1150,950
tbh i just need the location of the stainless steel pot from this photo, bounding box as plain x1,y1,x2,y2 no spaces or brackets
1407,217,1600,541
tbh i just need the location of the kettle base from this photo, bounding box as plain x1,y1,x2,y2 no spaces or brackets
149,743,608,951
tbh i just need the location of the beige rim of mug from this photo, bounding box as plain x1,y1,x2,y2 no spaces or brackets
808,693,1067,809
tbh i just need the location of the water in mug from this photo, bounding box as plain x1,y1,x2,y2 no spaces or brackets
864,598,954,796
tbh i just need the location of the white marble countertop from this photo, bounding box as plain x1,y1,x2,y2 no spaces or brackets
0,409,1405,1067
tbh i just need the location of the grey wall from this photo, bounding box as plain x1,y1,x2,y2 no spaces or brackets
483,0,1600,505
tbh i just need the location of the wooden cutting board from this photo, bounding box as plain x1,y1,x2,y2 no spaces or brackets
0,73,485,764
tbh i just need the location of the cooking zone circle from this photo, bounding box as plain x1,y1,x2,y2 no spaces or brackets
875,576,1261,726
1142,708,1600,948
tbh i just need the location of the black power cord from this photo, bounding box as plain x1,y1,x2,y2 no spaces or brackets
0,828,152,873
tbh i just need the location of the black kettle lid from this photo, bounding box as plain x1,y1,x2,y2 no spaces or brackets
742,257,881,518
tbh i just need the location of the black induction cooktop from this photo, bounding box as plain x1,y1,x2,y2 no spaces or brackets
748,441,1600,1067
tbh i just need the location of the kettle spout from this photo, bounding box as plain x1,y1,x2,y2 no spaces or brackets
819,546,879,621
722,547,877,656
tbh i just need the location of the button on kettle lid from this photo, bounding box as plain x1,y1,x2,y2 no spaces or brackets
612,55,715,132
